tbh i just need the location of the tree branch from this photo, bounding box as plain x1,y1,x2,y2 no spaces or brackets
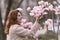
16,0,23,8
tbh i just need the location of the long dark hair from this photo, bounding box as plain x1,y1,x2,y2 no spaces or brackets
4,10,21,34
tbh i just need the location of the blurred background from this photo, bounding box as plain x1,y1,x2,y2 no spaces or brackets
0,0,60,40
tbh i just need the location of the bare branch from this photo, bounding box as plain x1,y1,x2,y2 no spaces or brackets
16,0,23,8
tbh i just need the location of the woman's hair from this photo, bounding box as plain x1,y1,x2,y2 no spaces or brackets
4,10,21,34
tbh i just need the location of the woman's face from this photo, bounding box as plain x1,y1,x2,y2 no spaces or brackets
17,12,22,23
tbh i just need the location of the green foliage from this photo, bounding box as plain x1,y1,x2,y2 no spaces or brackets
28,31,57,40
38,30,57,40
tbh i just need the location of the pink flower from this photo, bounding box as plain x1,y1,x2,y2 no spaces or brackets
33,6,40,10
34,10,38,14
38,1,49,8
45,21,49,25
21,19,27,23
21,19,27,27
47,19,53,23
44,19,53,27
48,4,54,11
23,23,28,28
16,8,23,12
43,12,48,15
27,7,31,12
38,1,44,5
29,1,55,17
26,22,33,29
29,13,34,16
44,8,49,11
44,2,49,7
21,22,33,30
29,6,45,17
55,6,60,12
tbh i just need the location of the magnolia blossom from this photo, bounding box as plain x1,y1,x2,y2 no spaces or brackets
47,19,53,30
44,7,49,11
44,19,53,27
44,2,49,7
21,19,27,24
27,7,31,12
44,4,55,11
45,21,49,26
21,19,33,30
55,6,60,14
47,19,53,23
38,1,45,8
48,4,54,11
43,12,48,15
33,6,43,10
16,8,23,12
55,6,60,12
29,1,55,20
38,1,44,5
23,22,33,30
38,1,49,8
29,6,44,17
38,1,44,8
29,13,34,16
21,19,27,27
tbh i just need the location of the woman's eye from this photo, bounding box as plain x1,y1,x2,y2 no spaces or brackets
18,15,20,16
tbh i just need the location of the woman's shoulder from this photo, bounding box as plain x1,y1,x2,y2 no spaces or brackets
10,24,20,29
10,24,25,30
9,24,22,31
11,24,20,27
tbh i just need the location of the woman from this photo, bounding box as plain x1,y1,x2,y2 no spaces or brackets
4,9,41,40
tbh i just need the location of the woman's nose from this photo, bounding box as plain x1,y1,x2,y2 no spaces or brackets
21,16,22,18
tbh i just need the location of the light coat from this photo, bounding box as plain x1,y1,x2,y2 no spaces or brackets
7,22,40,40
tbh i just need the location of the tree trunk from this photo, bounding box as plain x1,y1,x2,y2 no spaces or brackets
0,10,6,40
